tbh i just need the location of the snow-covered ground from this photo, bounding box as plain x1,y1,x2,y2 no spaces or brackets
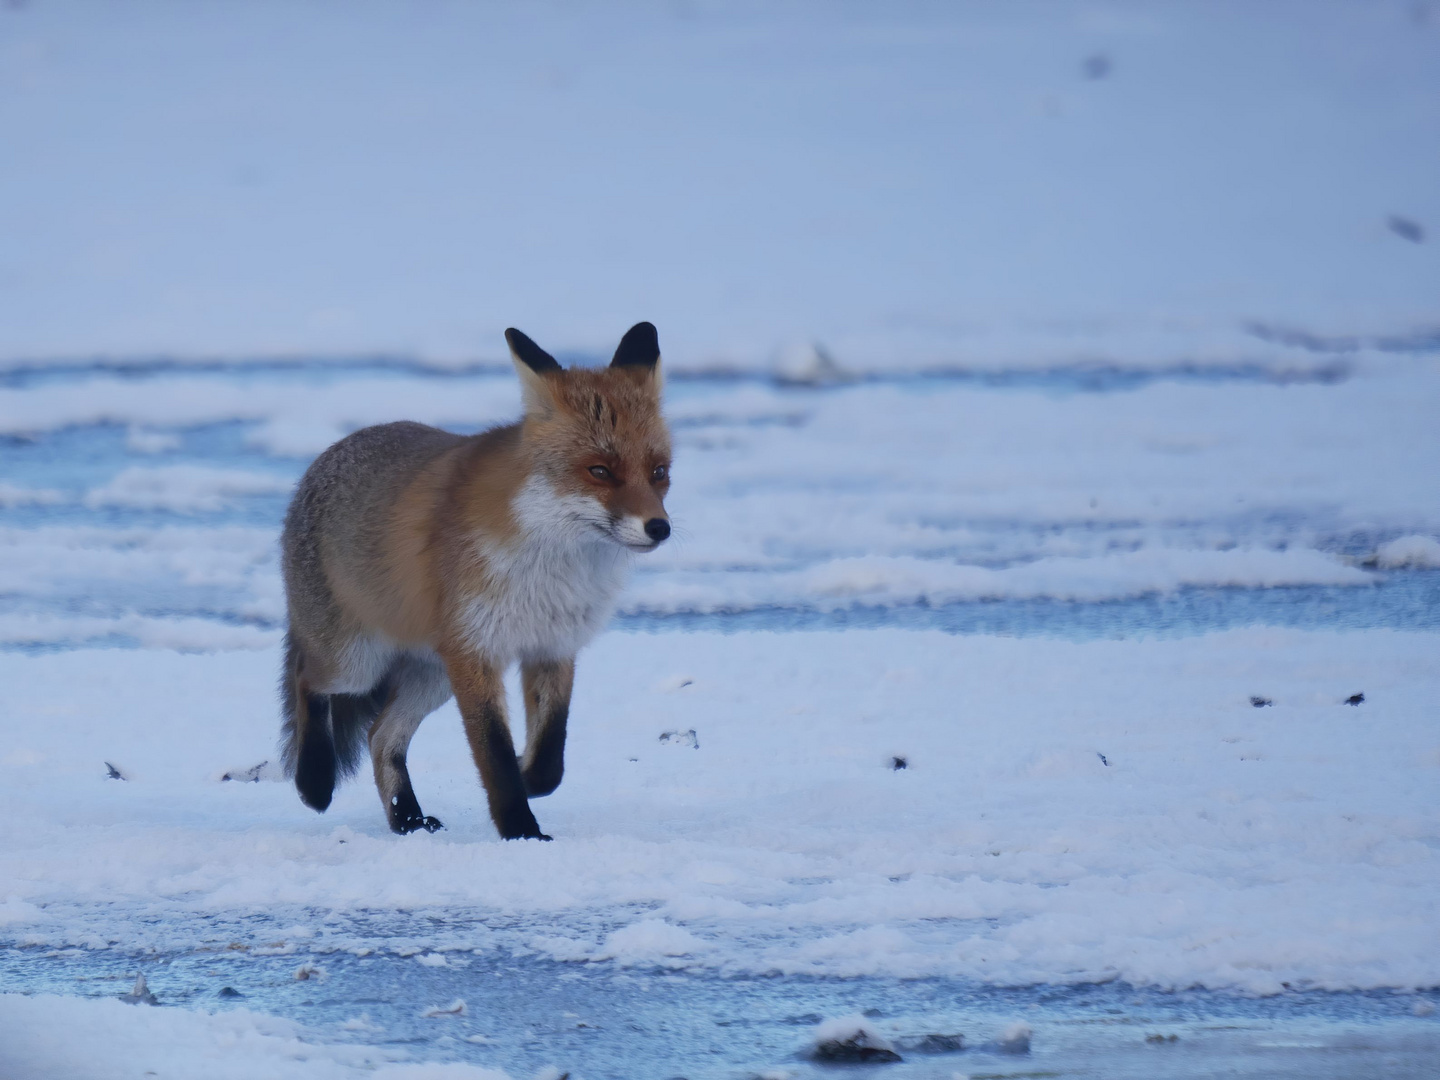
2,359,1438,650
5,628,1440,991
2,2,1439,1078
2,629,1439,1077
1,0,1436,368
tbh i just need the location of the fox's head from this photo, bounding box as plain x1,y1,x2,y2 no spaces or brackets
506,322,672,553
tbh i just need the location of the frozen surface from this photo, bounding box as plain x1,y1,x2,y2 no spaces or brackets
2,629,1439,1077
0,1,1437,368
3,359,1439,649
3,4,1439,1075
2,629,1437,991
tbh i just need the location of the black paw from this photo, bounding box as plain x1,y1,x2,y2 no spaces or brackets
499,822,552,841
393,814,444,835
501,828,552,841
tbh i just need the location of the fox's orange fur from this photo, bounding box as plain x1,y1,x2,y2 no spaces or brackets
279,323,671,839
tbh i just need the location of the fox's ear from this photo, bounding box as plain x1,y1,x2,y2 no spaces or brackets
610,322,661,387
506,328,562,414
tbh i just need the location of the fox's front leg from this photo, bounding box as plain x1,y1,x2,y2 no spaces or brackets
441,646,550,841
519,657,574,797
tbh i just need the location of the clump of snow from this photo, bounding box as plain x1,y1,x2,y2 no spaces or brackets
0,897,42,926
995,1022,1032,1054
414,952,448,967
593,920,707,966
1372,535,1440,569
810,1014,901,1063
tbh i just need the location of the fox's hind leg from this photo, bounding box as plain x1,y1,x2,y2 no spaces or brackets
368,653,453,835
282,634,340,812
519,657,574,798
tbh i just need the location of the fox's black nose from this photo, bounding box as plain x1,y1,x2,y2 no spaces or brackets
644,518,671,543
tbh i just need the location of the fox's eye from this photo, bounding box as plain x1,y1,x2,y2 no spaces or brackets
651,464,669,483
588,465,614,482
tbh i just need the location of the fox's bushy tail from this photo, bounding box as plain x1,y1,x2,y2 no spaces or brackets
280,632,388,812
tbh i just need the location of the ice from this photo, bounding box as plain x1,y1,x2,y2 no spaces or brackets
1,628,1436,993
3,363,1438,650
1,4,1438,1073
0,483,64,508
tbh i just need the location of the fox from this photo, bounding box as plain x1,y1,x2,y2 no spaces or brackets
278,322,672,840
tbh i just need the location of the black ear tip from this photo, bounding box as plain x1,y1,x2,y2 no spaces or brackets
627,321,659,350
506,327,562,374
611,321,661,369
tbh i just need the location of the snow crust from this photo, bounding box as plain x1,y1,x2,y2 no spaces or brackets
0,993,517,1080
1,628,1436,994
0,2,1436,368
4,363,1438,648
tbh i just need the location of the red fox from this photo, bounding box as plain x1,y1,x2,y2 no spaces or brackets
279,323,671,840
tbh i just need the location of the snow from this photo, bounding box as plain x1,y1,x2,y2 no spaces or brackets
1,628,1436,996
996,1022,1033,1054
1,3,1438,1073
0,2,1436,368
628,548,1376,613
592,919,709,966
3,363,1438,650
1373,535,1440,569
0,375,523,457
0,993,517,1080
81,465,295,513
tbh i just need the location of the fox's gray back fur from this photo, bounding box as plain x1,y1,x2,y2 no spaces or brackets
279,421,466,800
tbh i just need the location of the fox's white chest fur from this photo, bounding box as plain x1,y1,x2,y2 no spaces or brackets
460,475,629,663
